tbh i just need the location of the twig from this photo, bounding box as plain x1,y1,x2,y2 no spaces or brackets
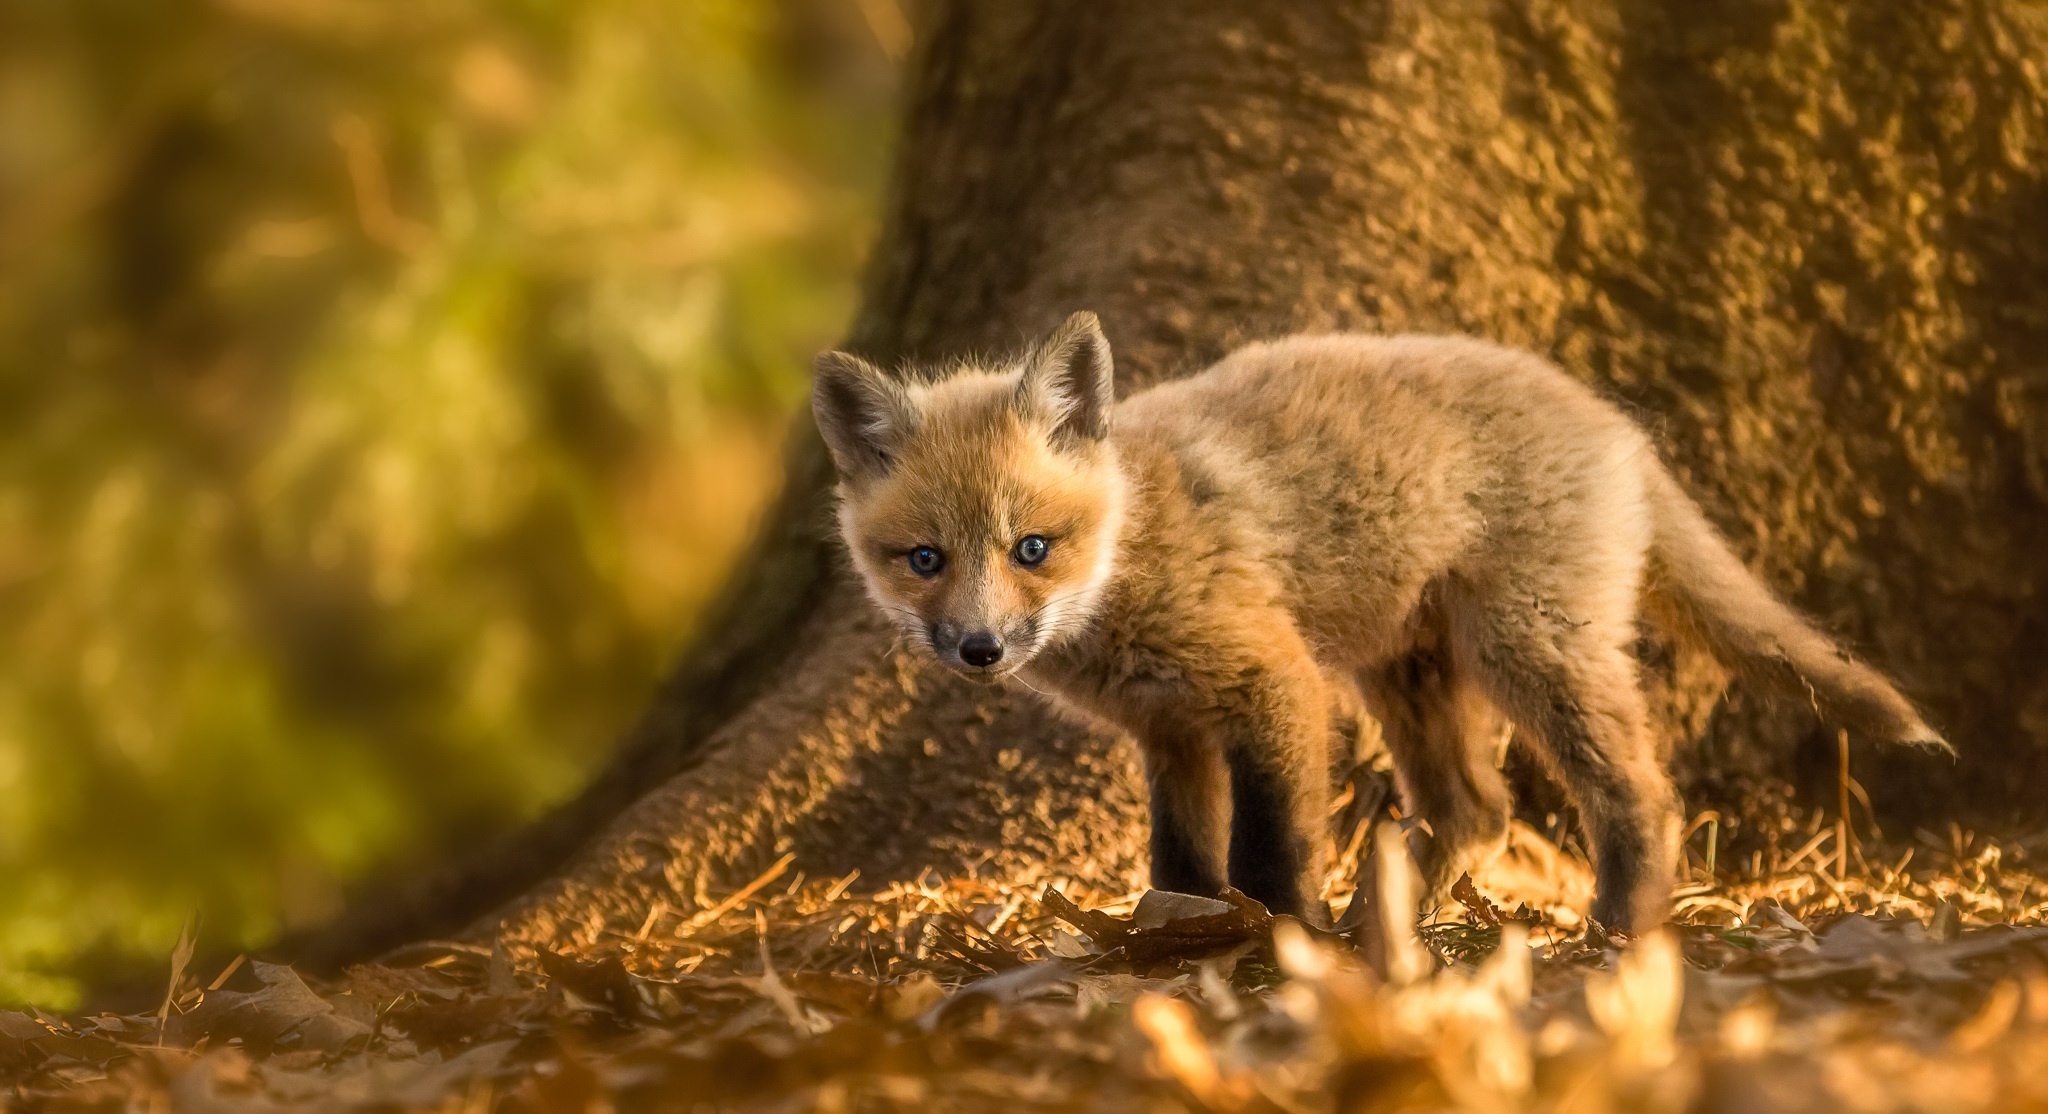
676,853,798,937
634,900,671,942
1837,729,1852,887
205,955,246,992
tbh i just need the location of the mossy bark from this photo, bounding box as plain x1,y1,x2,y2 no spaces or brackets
301,0,2048,966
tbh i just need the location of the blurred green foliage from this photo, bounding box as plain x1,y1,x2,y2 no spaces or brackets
0,0,895,1006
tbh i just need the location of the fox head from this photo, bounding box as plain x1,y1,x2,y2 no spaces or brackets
813,312,1126,680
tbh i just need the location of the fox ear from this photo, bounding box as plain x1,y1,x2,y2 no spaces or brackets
1020,311,1114,445
813,350,914,479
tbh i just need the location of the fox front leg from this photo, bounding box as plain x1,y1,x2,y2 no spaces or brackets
1223,743,1329,922
1140,738,1230,897
1212,660,1333,924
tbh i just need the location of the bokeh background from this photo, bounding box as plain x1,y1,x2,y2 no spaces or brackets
0,0,901,1007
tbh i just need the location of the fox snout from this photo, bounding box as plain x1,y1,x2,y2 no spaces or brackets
926,619,1029,675
958,632,1004,667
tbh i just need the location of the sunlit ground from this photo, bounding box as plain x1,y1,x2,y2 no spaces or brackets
7,804,2045,1113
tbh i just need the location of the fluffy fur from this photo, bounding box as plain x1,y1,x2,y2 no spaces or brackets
814,313,1945,931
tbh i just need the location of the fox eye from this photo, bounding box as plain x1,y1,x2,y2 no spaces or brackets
907,546,945,577
1013,535,1050,567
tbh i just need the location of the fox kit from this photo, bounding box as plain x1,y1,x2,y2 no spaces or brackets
814,312,1944,932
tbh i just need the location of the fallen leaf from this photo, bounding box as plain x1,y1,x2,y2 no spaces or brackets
164,962,371,1055
1044,887,1271,963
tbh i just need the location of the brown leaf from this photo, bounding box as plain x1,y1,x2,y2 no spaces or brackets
918,961,1077,1030
382,989,531,1053
1041,888,1131,952
538,951,652,1024
1044,887,1272,963
1766,916,2048,987
1451,873,1503,927
163,961,371,1055
0,1011,46,1072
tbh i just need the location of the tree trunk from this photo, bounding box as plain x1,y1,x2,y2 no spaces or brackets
300,0,2048,967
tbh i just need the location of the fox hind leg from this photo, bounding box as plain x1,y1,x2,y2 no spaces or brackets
1360,638,1512,907
1455,604,1680,933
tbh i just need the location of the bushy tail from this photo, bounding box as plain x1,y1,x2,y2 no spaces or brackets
1644,466,1949,751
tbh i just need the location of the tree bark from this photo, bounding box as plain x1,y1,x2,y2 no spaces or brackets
301,0,2048,967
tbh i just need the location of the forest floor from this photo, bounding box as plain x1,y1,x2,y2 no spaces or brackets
7,806,2048,1113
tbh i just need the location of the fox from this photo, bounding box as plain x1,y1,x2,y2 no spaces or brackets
812,311,1946,933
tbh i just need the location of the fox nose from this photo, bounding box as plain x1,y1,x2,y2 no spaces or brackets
958,632,1004,668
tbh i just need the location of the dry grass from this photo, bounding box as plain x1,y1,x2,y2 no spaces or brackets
7,808,2048,1113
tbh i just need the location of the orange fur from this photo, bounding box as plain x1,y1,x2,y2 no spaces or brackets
815,313,1944,931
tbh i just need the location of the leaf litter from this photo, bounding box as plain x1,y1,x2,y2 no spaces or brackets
8,812,2048,1112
